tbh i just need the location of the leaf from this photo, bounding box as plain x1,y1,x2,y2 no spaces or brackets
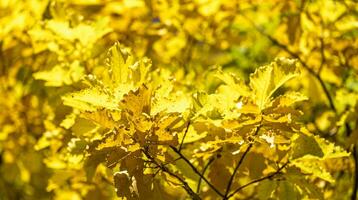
81,109,121,129
154,112,182,145
107,42,132,86
270,91,308,108
257,180,276,200
71,117,98,137
96,130,125,150
208,158,231,191
105,148,130,168
291,155,335,183
314,135,350,159
291,133,324,159
84,151,107,181
62,87,118,111
290,177,324,200
215,69,251,97
33,61,85,87
290,130,350,183
60,113,77,129
276,181,301,200
67,138,88,155
114,170,139,199
249,58,299,110
120,84,152,116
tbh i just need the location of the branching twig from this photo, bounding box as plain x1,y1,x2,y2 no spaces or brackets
240,13,336,112
223,144,253,199
223,126,261,199
169,146,225,197
226,162,289,199
239,11,358,200
141,148,201,200
196,156,215,193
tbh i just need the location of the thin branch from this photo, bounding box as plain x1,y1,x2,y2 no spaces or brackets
240,13,336,112
169,146,225,197
318,36,325,74
223,144,253,199
351,145,358,200
179,121,190,152
141,148,201,200
227,162,289,199
223,126,261,199
240,11,358,200
196,156,215,193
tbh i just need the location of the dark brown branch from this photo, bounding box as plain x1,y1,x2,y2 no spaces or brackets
141,148,201,200
351,145,358,200
223,126,261,199
196,156,215,193
240,11,358,200
179,121,190,152
318,36,325,74
227,162,289,199
240,13,336,112
169,146,225,197
223,144,253,199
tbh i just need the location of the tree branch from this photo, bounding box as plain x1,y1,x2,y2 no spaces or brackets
196,156,215,193
223,126,261,199
179,121,190,152
240,13,336,112
239,11,358,200
141,148,201,200
169,146,225,197
227,162,289,199
223,144,253,199
351,145,358,200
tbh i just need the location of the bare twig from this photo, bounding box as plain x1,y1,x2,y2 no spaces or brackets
351,145,358,200
142,148,201,200
240,14,336,112
223,144,253,199
196,156,215,193
223,126,261,199
179,121,190,152
169,146,225,197
239,11,358,200
318,36,325,74
227,162,289,199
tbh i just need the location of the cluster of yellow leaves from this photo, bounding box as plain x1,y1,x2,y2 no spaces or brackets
0,0,357,199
